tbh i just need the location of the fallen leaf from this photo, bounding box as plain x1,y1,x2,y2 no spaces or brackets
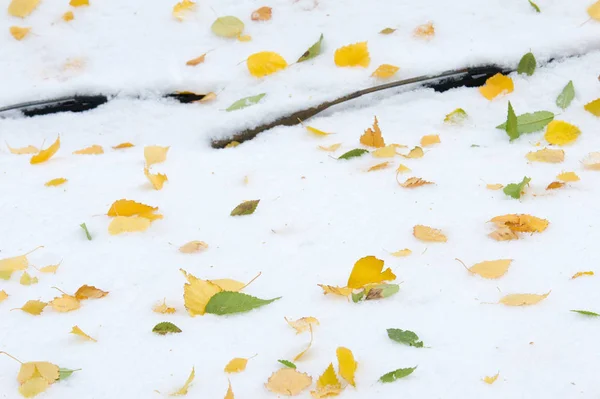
571,271,594,279
413,22,434,38
318,143,341,152
544,120,580,146
317,284,353,296
334,42,370,67
488,226,519,241
173,0,195,21
368,161,391,172
490,214,549,233
144,167,168,190
546,181,565,190
62,11,74,21
30,136,60,164
231,200,260,216
154,299,176,314
0,246,42,280
360,116,385,147
224,358,248,373
479,73,514,100
297,34,324,62
209,279,246,292
186,54,206,66
17,300,47,315
278,360,296,369
20,271,38,286
74,285,108,300
69,0,88,6
179,241,208,254
347,256,395,289
311,363,342,398
338,148,369,160
557,171,579,182
486,184,503,190
205,292,280,315
265,368,312,396
379,366,417,383
364,283,399,300
112,142,134,149
387,328,424,347
251,6,272,21
144,145,169,167
247,52,287,77
529,0,540,12
8,0,40,18
6,143,38,154
583,152,600,170
50,294,80,312
496,110,554,134
467,259,512,279
108,216,152,235
517,52,536,76
71,326,97,342
420,134,440,146
200,92,217,103
226,93,266,111
526,148,564,163
399,177,434,188
107,199,158,217
483,373,499,384
10,26,30,40
237,33,251,42
371,145,397,158
181,270,222,316
45,178,67,187
589,1,600,20
571,310,600,317
396,164,411,173
171,367,195,396
152,321,182,335
556,81,575,109
306,126,332,136
444,108,468,124
0,290,8,302
390,249,411,257
285,317,319,334
379,27,396,34
402,146,424,159
211,16,244,37
584,98,600,116
499,292,550,306
337,347,357,387
503,176,530,199
413,225,447,242
371,64,399,78
73,145,103,155
18,377,49,396
224,381,234,399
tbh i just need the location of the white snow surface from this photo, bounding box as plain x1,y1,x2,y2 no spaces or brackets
2,0,600,398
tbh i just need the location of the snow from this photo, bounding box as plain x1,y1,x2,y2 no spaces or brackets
2,0,600,398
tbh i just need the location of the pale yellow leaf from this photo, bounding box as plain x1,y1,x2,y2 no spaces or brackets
73,144,103,155
173,0,195,21
144,145,169,167
186,54,206,66
311,363,342,398
390,248,411,257
171,367,195,396
589,1,600,20
247,52,288,77
237,34,252,42
210,279,246,292
544,121,580,146
62,11,74,21
19,300,47,315
499,292,550,306
420,134,440,147
360,116,385,147
414,21,435,39
367,161,391,172
526,148,564,163
179,241,208,254
413,225,447,242
45,178,67,187
154,299,176,314
399,177,434,188
557,172,579,182
571,271,594,279
483,372,499,384
306,126,332,136
334,42,370,67
112,142,134,149
486,183,503,190
71,325,97,342
583,152,600,170
265,368,312,396
37,262,60,274
479,73,514,100
490,214,549,233
17,362,59,385
50,294,81,312
317,284,353,296
402,146,424,159
293,326,314,361
224,358,248,373
6,143,38,154
396,164,411,173
30,136,60,164
8,0,40,18
108,216,151,235
318,143,342,152
337,347,357,387
74,284,108,300
371,64,399,79
488,227,519,241
372,145,397,158
285,317,319,334
20,271,38,286
468,259,512,279
182,269,222,316
0,290,8,302
200,92,217,103
10,26,30,40
19,377,49,398
144,167,168,190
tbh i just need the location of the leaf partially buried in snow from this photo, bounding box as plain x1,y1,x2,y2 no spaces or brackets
144,146,169,167
379,27,396,34
186,53,206,66
466,259,512,279
367,161,391,172
6,143,38,154
293,325,313,361
402,146,424,159
444,108,468,124
265,368,312,396
413,225,447,242
0,290,8,302
379,366,417,383
503,176,530,199
10,26,30,40
171,367,195,396
499,292,550,306
544,120,580,146
311,363,342,398
360,116,385,147
571,310,600,317
306,126,332,136
30,136,60,164
20,271,38,286
583,152,600,170
517,52,536,76
372,145,397,158
483,373,500,384
226,93,266,111
154,299,176,314
179,241,208,254
557,171,579,182
497,111,554,134
588,1,600,20
387,328,424,347
247,52,287,77
338,148,368,160
337,347,357,386
364,284,399,300
224,357,249,373
205,292,280,315
347,256,396,289
73,145,103,155
230,200,260,216
107,199,158,217
71,325,97,341
317,285,353,296
285,316,319,334
211,16,244,38
390,249,411,257
413,22,434,38
584,98,600,116
144,167,168,190
371,64,399,78
526,148,564,163
152,321,182,335
318,143,342,152
8,0,40,18
298,34,324,62
479,73,513,100
334,42,370,67
556,81,575,109
108,216,151,235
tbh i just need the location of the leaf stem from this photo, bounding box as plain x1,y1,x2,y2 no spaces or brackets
0,351,23,364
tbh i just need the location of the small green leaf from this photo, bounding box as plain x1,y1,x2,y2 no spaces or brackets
496,111,554,133
556,81,575,110
506,101,518,141
387,328,424,348
571,310,600,317
352,290,365,303
444,108,468,124
80,223,92,241
379,366,417,383
230,199,260,216
503,176,531,199
278,360,297,369
365,284,399,300
297,34,324,62
528,0,541,12
58,368,80,381
211,16,244,38
226,93,266,112
338,149,369,160
517,52,536,76
152,321,182,335
205,292,280,315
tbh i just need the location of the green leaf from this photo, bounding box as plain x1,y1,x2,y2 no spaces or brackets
528,0,541,12
226,93,266,112
556,81,575,110
496,111,554,133
379,366,417,383
278,360,297,369
80,223,92,241
517,52,536,76
444,108,468,124
338,149,369,160
503,176,531,199
352,290,365,303
365,284,399,300
205,292,280,315
58,368,80,381
387,328,424,348
297,34,324,62
230,199,260,216
506,101,518,141
211,16,244,38
152,321,182,335
571,310,600,317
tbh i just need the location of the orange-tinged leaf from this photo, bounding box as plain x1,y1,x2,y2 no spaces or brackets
251,6,272,21
144,167,168,190
293,326,314,361
144,145,169,166
10,26,30,40
572,271,594,279
490,214,549,233
390,248,411,257
45,178,67,187
224,358,248,373
18,300,47,315
265,368,312,396
74,285,108,300
360,116,385,148
107,199,157,217
154,299,176,314
73,144,103,155
371,64,399,78
557,171,579,182
71,325,97,342
179,241,208,254
171,367,195,396
584,98,600,116
347,255,395,289
30,136,60,164
367,161,391,172
499,292,550,306
70,0,88,6
317,284,353,296
20,271,38,286
399,177,434,188
247,52,288,77
182,269,222,316
544,120,580,146
62,11,74,21
479,73,514,100
467,259,512,279
486,183,503,190
8,0,40,18
108,216,151,235
0,290,8,302
334,42,370,67
420,134,440,147
337,347,357,387
50,294,80,312
413,225,447,242
483,373,499,384
306,126,332,136
172,0,195,21
372,145,397,158
6,143,38,154
112,142,134,149
318,143,342,152
285,317,319,334
403,146,424,159
546,181,565,190
414,21,435,38
186,54,206,66
311,363,342,398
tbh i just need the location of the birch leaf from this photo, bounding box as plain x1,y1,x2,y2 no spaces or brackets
154,299,176,314
108,216,151,235
62,11,74,21
278,360,296,369
334,41,370,67
468,259,512,279
318,143,341,152
112,142,134,149
490,214,549,233
420,134,440,146
298,34,324,62
557,172,579,182
371,64,399,78
182,269,222,316
6,143,38,154
588,1,600,20
306,126,332,136
444,108,468,124
224,358,248,373
402,146,424,159
584,98,600,116
49,294,80,312
30,136,60,164
172,0,195,20
544,120,580,146
224,381,234,399
317,284,353,296
186,54,206,66
506,101,518,141
526,148,564,163
265,369,312,396
503,176,530,199
379,28,396,34
479,73,513,100
74,285,108,300
583,152,600,170
144,167,168,190
247,52,287,77
18,300,47,315
8,0,40,18
483,373,500,384
10,26,30,40
311,363,342,398
20,271,38,286
390,249,411,257
571,271,593,279
368,161,391,172
73,145,103,155
387,329,424,347
179,241,208,253
497,111,554,133
0,290,8,302
372,145,397,158
71,325,97,341
285,317,319,334
499,292,550,306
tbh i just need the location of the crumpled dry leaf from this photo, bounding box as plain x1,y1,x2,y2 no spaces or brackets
285,317,319,334
311,363,342,398
334,42,370,67
30,136,60,165
74,285,108,300
251,6,272,21
144,146,169,167
70,325,97,342
367,161,391,172
526,148,564,163
499,292,550,306
154,298,176,314
546,181,565,190
490,214,549,233
265,368,312,396
172,0,195,21
479,73,514,100
182,269,222,316
413,225,447,242
360,116,385,148
247,51,288,77
399,177,434,188
571,271,594,279
144,167,168,190
73,145,103,155
347,256,395,289
171,367,195,396
420,135,440,147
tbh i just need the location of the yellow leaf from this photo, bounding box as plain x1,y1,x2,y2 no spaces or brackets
317,284,353,296
62,11,74,21
171,367,195,396
372,145,397,158
71,325,97,342
112,142,134,149
483,372,499,384
584,98,600,116
360,116,385,148
293,328,313,361
402,146,424,159
200,92,217,102
30,136,60,165
544,120,580,146
225,381,234,399
107,199,158,217
390,248,411,257
490,214,549,233
479,73,514,100
499,292,550,306
6,143,38,154
420,134,440,147
144,145,169,166
18,362,59,385
557,172,579,182
367,161,391,172
73,144,103,155
179,241,209,254
347,255,396,289
18,300,47,315
546,181,565,190
0,290,8,302
39,263,60,274
74,285,108,300
265,368,312,396
237,34,252,42
45,178,67,187
172,0,195,21
311,363,342,398
0,246,42,279
154,298,176,314
224,358,248,373
380,27,396,34
371,64,399,79
399,177,434,188
334,42,370,67
182,269,222,316
251,6,272,21
467,259,512,279
20,271,38,286
109,216,151,235
486,184,503,190
210,279,245,292
588,1,600,20
10,26,30,40
70,0,88,6
583,152,600,170
306,126,332,136
225,141,240,149
144,167,168,190
8,0,40,18
414,21,435,39
285,317,320,334
444,108,468,124
19,377,50,398
396,164,411,173
413,225,447,242
247,51,288,77
488,226,519,241
318,143,342,152
186,53,206,66
336,347,357,387
571,271,594,279
50,294,81,312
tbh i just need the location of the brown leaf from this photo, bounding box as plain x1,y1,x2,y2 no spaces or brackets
546,181,565,190
359,116,385,148
251,6,272,21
